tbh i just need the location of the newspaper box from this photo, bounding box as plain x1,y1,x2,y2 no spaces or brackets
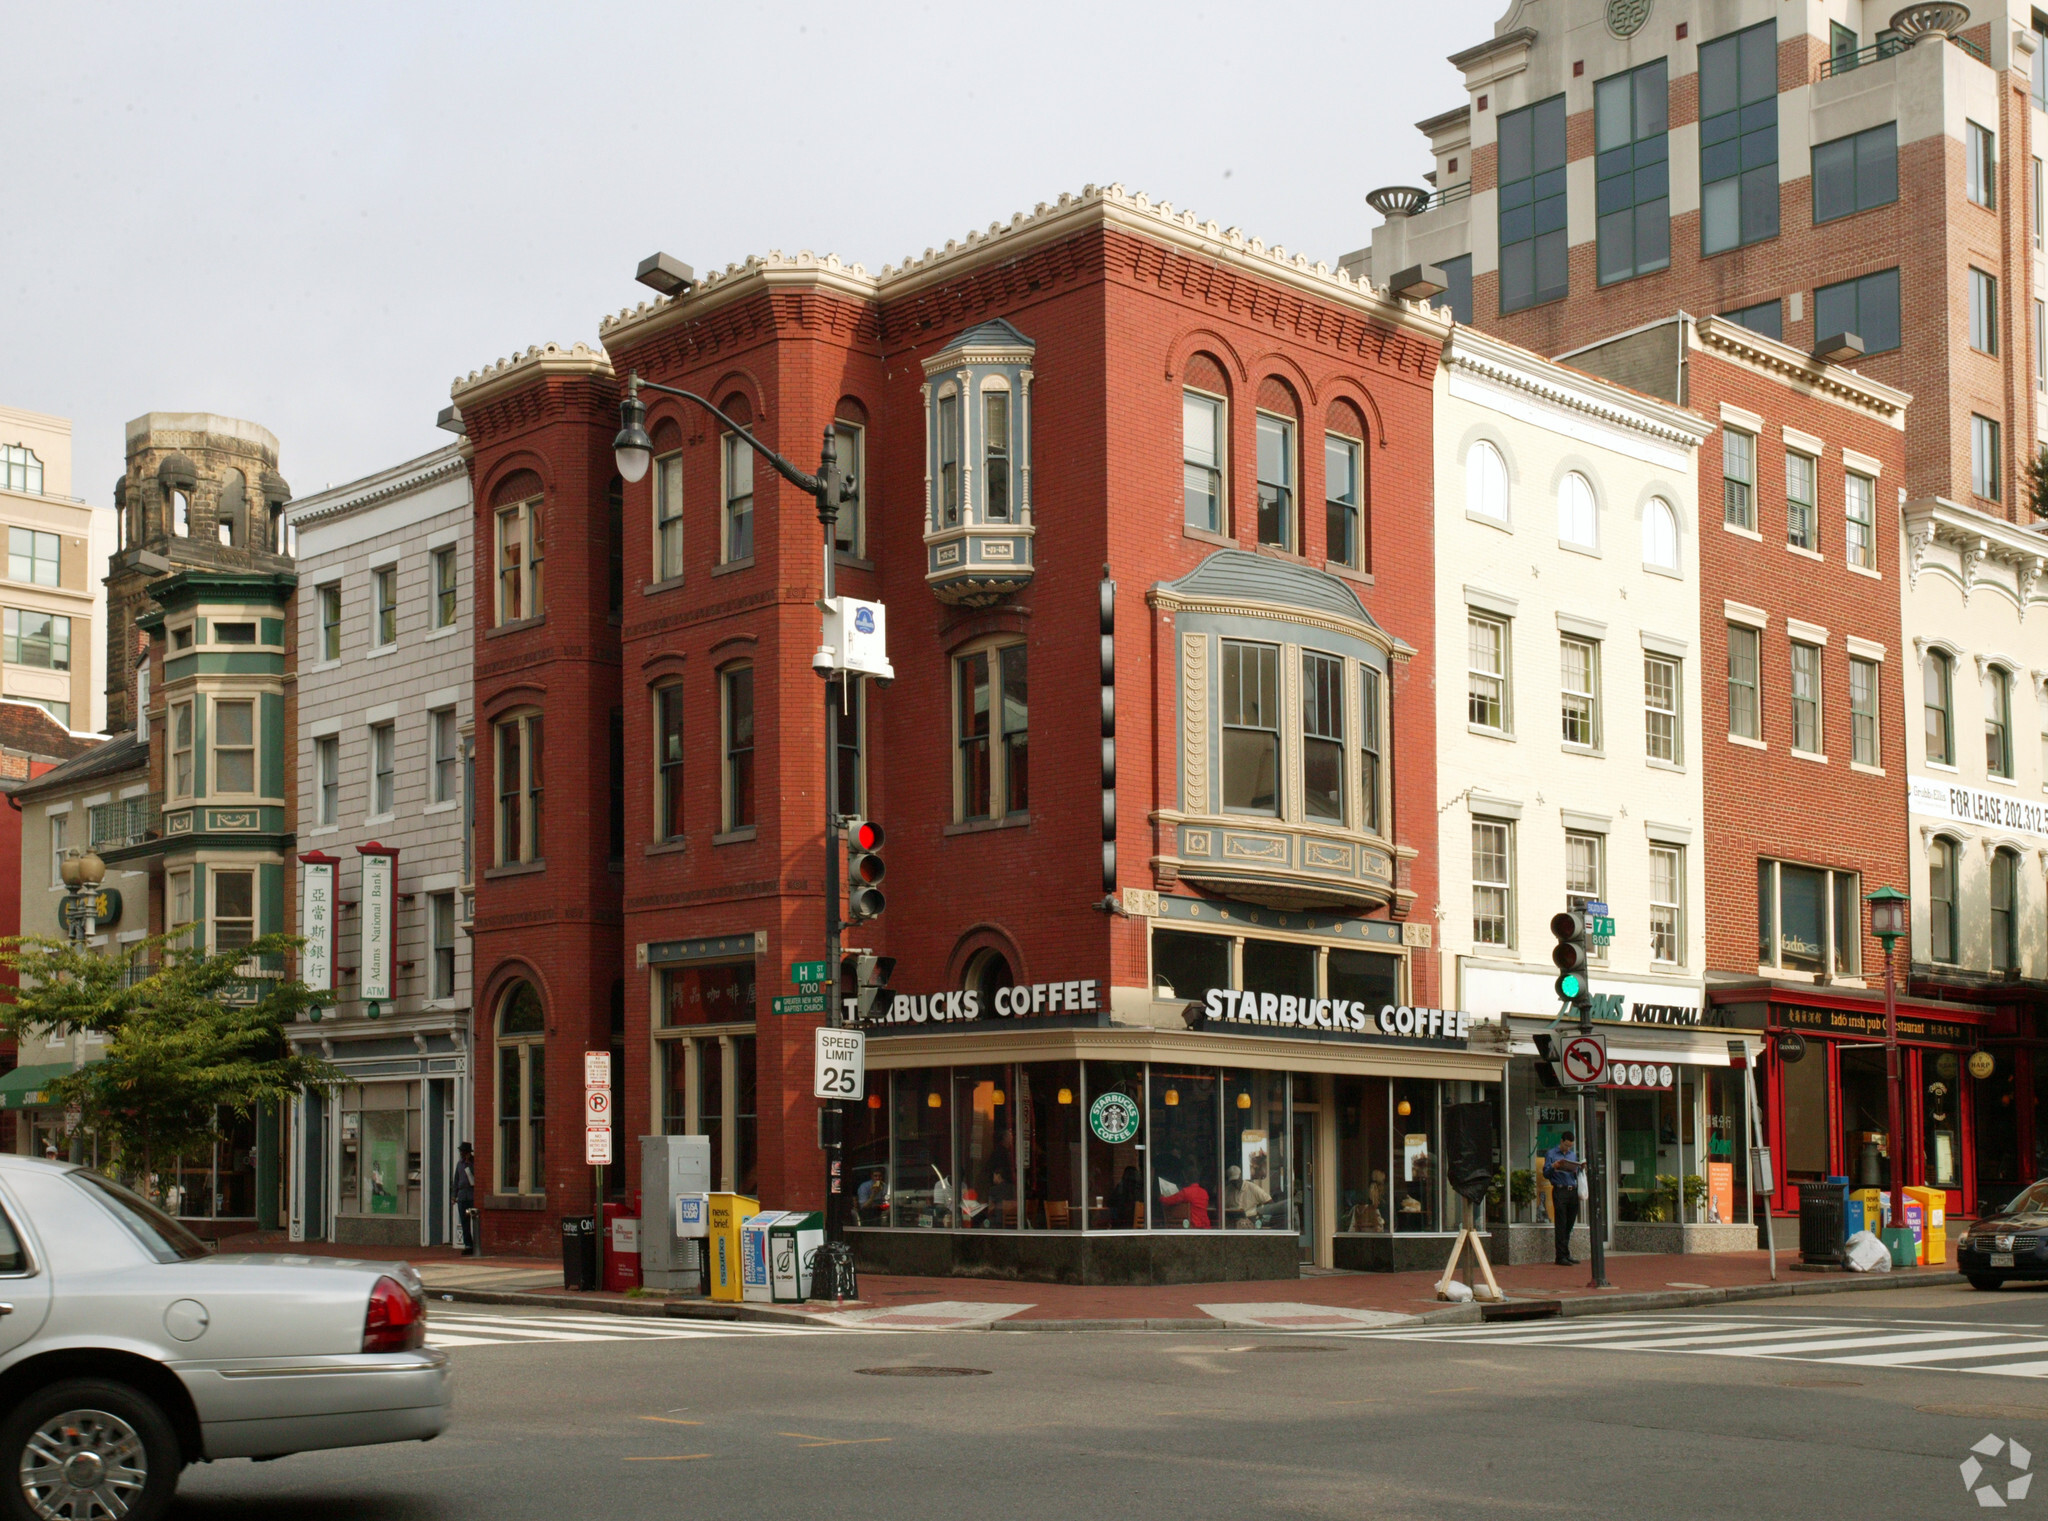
1905,1185,1948,1266
706,1192,758,1303
739,1211,789,1303
768,1211,825,1304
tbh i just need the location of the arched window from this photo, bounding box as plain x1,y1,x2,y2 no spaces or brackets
964,947,1015,1009
218,468,246,548
1641,497,1678,569
0,445,42,496
1255,377,1300,553
1925,650,1955,765
1465,441,1507,521
495,981,546,1195
1325,399,1369,572
1558,472,1597,547
1993,847,2020,971
1929,837,1960,964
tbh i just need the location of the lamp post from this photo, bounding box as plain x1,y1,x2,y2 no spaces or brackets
614,373,858,1279
1867,886,1910,1238
59,847,107,946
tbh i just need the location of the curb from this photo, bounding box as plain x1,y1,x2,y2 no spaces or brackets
1550,1267,1963,1318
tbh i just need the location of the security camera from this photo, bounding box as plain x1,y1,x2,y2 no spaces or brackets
872,675,892,691
812,647,836,679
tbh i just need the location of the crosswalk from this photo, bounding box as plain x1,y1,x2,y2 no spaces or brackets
1357,1313,2048,1379
424,1309,850,1349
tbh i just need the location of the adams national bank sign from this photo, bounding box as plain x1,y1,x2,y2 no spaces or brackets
1910,776,2048,838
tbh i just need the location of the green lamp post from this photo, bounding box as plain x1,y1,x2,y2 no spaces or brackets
1867,886,1910,1241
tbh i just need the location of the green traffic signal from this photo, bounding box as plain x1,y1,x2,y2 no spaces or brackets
1557,973,1582,1000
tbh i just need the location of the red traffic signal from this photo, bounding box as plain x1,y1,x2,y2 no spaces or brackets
850,819,884,853
845,816,886,921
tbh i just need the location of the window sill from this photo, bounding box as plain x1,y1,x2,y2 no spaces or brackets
1646,756,1686,773
1466,510,1511,532
944,813,1030,836
1789,748,1828,765
645,839,689,857
1561,743,1605,758
1722,521,1762,542
365,811,395,827
426,622,464,640
711,558,756,579
1850,762,1887,777
836,551,875,573
423,799,461,815
1253,543,1307,563
307,659,342,675
365,643,399,659
1846,562,1882,581
1786,543,1824,562
307,824,341,837
1925,760,1960,774
1322,559,1374,585
713,827,757,845
486,616,544,640
1467,723,1515,742
484,860,546,879
1642,562,1683,579
1727,733,1767,750
1986,773,2020,788
1558,539,1602,558
1183,524,1235,548
642,574,687,598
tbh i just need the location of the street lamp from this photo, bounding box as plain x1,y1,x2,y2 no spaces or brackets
1867,885,1910,1241
613,370,860,1296
59,847,106,945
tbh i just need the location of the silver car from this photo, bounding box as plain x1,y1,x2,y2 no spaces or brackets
0,1153,451,1521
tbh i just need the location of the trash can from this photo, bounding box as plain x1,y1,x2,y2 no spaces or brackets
1798,1177,1849,1265
561,1214,598,1292
1905,1186,1947,1266
739,1211,787,1303
768,1211,825,1304
603,1199,642,1293
706,1192,758,1303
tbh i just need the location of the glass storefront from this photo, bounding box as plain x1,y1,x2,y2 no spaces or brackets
337,1082,422,1220
654,961,759,1196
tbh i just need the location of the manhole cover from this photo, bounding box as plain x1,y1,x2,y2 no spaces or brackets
1919,1404,2048,1421
1779,1378,1862,1388
1250,1344,1342,1353
855,1366,991,1377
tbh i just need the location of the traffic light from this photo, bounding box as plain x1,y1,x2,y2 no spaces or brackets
852,952,896,1023
1531,1030,1563,1089
845,817,886,921
1550,909,1593,1016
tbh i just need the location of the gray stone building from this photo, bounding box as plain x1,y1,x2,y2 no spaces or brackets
283,445,474,1248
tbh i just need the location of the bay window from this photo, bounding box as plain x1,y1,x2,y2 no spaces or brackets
213,698,255,794
1221,640,1281,814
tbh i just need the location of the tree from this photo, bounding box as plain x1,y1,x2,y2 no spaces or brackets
0,931,335,1195
2026,443,2048,520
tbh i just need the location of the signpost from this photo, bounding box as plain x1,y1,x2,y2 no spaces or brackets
584,1050,612,1170
814,1028,865,1101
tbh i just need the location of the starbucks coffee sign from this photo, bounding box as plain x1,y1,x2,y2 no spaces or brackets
1089,1091,1140,1144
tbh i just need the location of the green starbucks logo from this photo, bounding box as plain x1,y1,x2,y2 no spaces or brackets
1089,1091,1141,1145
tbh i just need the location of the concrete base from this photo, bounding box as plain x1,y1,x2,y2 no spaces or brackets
1332,1233,1491,1273
1612,1222,1760,1254
1506,1222,1592,1265
847,1228,1299,1286
333,1215,423,1248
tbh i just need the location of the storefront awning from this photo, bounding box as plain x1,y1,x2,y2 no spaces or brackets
0,1062,76,1112
1500,1016,1758,1067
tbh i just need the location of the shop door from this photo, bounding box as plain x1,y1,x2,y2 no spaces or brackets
1290,1110,1316,1263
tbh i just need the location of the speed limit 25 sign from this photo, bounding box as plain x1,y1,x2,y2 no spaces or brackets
814,1028,866,1101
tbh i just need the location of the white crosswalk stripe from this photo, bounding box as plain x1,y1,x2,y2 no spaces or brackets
1354,1314,2048,1379
424,1309,851,1348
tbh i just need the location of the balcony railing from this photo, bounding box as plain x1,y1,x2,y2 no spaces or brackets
1818,28,1983,79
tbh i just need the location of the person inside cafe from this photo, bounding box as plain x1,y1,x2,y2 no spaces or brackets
1158,1157,1213,1229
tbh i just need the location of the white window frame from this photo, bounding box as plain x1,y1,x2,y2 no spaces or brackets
170,700,194,799
316,734,340,826
495,497,543,624
1254,410,1297,552
1465,440,1508,523
1471,818,1514,949
373,565,398,647
1557,471,1597,549
832,421,865,558
1849,656,1880,768
495,710,543,866
210,867,256,956
1182,388,1226,533
319,582,342,661
431,707,459,805
212,696,257,797
721,430,755,564
1845,473,1876,570
1645,654,1682,764
369,720,396,817
1790,641,1823,756
1723,429,1756,530
48,811,66,890
1560,636,1600,749
1785,451,1817,551
654,447,685,582
1468,614,1511,734
1649,844,1684,966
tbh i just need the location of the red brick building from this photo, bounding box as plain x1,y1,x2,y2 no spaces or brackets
451,186,1501,1276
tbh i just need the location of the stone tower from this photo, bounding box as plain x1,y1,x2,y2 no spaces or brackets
107,413,293,732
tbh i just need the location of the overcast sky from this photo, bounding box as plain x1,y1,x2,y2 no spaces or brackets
5,1,1502,505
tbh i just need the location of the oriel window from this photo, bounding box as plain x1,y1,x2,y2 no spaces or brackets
1221,640,1281,815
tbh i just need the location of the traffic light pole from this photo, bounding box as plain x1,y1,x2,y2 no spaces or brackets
1579,989,1611,1290
818,514,846,1302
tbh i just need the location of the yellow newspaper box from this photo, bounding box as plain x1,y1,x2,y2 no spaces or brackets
1905,1186,1947,1266
706,1192,759,1302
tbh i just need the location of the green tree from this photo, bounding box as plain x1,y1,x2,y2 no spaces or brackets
2026,443,2048,519
0,930,335,1195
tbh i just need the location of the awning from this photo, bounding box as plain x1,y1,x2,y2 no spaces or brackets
0,1063,76,1111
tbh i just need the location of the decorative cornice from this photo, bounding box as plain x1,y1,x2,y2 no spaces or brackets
1446,331,1712,449
1903,498,2048,612
1148,588,1402,656
286,446,468,528
1692,316,1911,426
450,341,612,407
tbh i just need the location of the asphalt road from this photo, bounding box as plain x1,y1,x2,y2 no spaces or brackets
168,1283,2048,1521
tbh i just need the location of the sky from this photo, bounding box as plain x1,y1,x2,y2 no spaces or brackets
3,1,1504,505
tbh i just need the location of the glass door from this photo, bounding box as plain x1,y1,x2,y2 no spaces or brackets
1290,1108,1317,1262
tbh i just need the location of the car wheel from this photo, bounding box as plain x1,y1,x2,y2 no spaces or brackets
1968,1273,2007,1292
1,1378,179,1521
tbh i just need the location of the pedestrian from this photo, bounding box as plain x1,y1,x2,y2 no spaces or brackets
1544,1133,1584,1266
452,1141,477,1255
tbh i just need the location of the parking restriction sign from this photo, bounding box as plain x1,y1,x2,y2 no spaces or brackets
584,1049,612,1165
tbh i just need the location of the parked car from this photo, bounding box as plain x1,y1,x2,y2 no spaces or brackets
1957,1179,2048,1290
0,1153,450,1521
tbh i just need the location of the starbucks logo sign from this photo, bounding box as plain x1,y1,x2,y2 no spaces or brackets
1607,0,1651,36
1089,1091,1141,1145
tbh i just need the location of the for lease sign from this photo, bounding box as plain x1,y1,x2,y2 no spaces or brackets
1910,775,2048,837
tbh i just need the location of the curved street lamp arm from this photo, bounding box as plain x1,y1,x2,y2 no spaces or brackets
628,375,822,495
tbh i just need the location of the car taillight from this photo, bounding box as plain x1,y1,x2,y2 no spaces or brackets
363,1274,425,1353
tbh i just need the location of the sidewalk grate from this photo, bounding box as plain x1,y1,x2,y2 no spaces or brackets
1481,1300,1562,1323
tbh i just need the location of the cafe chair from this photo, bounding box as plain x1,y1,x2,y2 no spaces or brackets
1044,1199,1071,1229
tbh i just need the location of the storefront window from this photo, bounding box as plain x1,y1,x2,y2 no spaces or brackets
954,1065,1016,1227
1924,1048,1966,1193
848,1077,891,1225
1328,948,1401,1011
1778,1045,1828,1186
338,1083,422,1218
735,1035,757,1198
1085,1061,1146,1228
661,960,757,1026
1703,1066,1749,1225
163,1109,260,1219
1613,1087,1678,1221
1337,1075,1392,1231
1018,1061,1082,1228
1839,1046,1892,1191
1149,1066,1220,1229
662,1042,687,1135
892,1068,953,1226
2032,1059,2048,1182
1391,1079,1439,1231
699,1041,725,1192
1242,939,1314,999
1224,1069,1288,1230
1152,929,1231,1001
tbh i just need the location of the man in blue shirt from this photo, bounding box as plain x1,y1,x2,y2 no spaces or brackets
1544,1134,1585,1266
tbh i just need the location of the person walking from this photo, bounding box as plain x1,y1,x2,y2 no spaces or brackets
452,1141,478,1255
1544,1133,1584,1266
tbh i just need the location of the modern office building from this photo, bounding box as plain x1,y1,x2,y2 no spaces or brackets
0,405,115,732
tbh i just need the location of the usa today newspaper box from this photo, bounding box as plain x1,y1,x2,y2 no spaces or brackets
769,1211,824,1304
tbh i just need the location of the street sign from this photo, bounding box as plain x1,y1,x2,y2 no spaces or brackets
584,1051,611,1086
814,1027,865,1100
1559,1033,1608,1088
1591,916,1616,941
584,1050,612,1165
585,1088,611,1122
774,994,828,1016
585,1125,612,1165
790,960,830,986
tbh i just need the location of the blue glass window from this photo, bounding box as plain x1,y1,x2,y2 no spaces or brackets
1498,95,1568,312
1595,60,1669,285
1700,20,1779,254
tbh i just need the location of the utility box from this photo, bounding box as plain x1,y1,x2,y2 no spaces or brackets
769,1211,825,1303
639,1135,713,1290
706,1192,758,1302
740,1212,788,1303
